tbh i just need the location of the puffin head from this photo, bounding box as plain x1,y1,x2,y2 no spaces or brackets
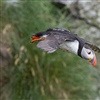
81,46,97,67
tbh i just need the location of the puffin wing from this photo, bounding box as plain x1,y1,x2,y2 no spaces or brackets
37,32,75,53
85,42,100,53
37,36,59,53
77,37,100,53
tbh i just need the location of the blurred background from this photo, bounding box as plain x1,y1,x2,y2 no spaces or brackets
0,0,100,100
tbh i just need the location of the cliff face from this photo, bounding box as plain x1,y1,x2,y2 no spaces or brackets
53,0,100,45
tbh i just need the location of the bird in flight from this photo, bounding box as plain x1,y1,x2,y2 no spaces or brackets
31,28,100,67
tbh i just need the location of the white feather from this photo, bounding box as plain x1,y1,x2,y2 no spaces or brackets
59,40,79,55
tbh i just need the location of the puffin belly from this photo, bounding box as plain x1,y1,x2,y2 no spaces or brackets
59,40,79,55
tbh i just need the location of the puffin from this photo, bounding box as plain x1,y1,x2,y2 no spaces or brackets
31,28,100,67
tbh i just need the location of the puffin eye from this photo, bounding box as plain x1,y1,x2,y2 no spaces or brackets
88,52,91,54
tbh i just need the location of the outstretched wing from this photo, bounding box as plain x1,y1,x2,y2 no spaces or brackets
37,32,75,53
37,35,59,53
85,42,100,53
77,37,100,53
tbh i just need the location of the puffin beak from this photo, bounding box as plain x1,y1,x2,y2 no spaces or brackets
88,55,97,67
31,36,41,42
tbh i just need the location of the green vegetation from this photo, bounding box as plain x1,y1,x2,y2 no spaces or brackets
1,1,99,100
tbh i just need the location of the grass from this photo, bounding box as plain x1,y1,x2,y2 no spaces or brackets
1,0,99,100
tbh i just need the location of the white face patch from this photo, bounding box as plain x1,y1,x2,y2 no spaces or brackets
81,47,94,59
59,40,79,55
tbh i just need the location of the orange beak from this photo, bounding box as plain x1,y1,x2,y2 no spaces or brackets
89,55,97,67
31,36,41,42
